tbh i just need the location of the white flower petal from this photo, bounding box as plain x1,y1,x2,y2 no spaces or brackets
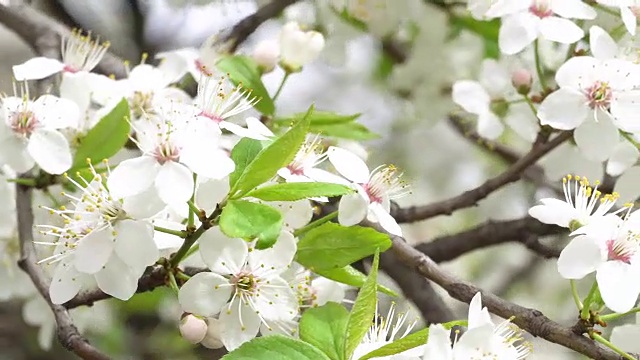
33,95,80,129
589,26,618,60
338,192,368,226
452,324,496,358
611,90,640,132
551,0,596,19
555,56,599,88
0,135,34,173
94,256,138,300
12,57,64,81
597,261,640,313
540,17,585,44
451,80,491,115
467,292,493,329
74,228,115,274
271,200,313,230
611,324,640,354
422,324,453,360
311,277,346,306
477,111,504,140
607,140,639,176
369,202,402,237
614,166,640,203
195,178,230,214
249,231,296,273
121,186,166,219
528,198,577,228
574,118,619,162
245,117,274,139
199,227,248,274
219,298,262,350
621,6,637,36
108,156,159,200
327,146,370,183
27,129,72,175
178,272,232,316
499,13,539,55
155,162,194,205
49,261,82,304
114,220,158,273
537,88,589,130
557,235,603,279
251,276,298,321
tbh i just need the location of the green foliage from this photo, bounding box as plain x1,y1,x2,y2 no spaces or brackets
216,55,275,115
296,223,391,271
357,320,467,360
274,111,378,140
245,182,353,201
229,138,263,189
229,106,312,198
299,302,349,360
314,265,398,297
344,249,380,359
218,200,283,249
221,335,331,360
71,98,130,169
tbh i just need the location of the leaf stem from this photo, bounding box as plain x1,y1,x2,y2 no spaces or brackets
522,95,537,116
594,3,621,17
272,71,290,102
188,175,197,228
294,211,339,237
168,271,179,293
153,226,188,238
6,178,37,186
591,332,636,360
169,207,222,267
581,281,599,320
534,39,549,92
600,307,640,322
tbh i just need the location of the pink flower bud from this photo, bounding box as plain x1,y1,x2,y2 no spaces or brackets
512,69,532,95
253,40,280,73
179,314,207,344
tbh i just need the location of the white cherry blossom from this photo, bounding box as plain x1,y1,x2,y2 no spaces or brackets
327,146,409,236
155,33,225,82
0,89,78,174
278,136,346,183
558,210,640,313
529,175,620,230
178,228,298,350
596,0,640,36
279,22,325,72
486,0,596,55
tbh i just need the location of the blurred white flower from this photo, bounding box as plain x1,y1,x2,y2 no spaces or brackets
279,22,325,72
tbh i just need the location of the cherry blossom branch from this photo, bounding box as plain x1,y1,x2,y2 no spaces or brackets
16,181,110,360
363,220,626,360
221,0,301,52
392,130,572,223
417,216,563,262
0,3,127,78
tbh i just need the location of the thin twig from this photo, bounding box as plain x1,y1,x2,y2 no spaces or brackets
392,131,572,223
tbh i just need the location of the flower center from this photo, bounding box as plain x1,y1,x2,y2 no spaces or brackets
198,110,223,124
9,110,38,137
231,272,258,295
130,91,154,118
62,29,110,73
195,59,213,77
153,142,180,164
362,165,409,204
585,81,612,110
606,236,638,264
529,0,552,18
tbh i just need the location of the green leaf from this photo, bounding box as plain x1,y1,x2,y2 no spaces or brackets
71,98,130,169
344,249,380,359
245,182,353,201
216,55,275,115
219,200,283,249
221,334,331,360
274,111,361,126
229,138,263,189
296,223,391,271
450,16,499,42
314,266,398,297
299,302,349,360
310,122,379,140
230,106,312,198
357,320,468,360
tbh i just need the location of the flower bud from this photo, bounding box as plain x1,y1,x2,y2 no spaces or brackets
512,68,532,95
279,22,325,72
253,39,280,73
201,317,224,349
179,314,207,344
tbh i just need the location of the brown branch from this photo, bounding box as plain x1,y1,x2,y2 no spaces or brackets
17,182,110,360
418,216,563,263
221,0,301,52
364,221,625,360
0,3,127,78
392,131,572,223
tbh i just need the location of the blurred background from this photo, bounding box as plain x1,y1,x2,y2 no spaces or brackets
0,0,625,359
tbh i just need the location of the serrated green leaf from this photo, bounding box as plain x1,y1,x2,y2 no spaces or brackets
310,122,379,140
314,266,398,297
300,302,349,360
221,334,331,360
245,182,353,201
216,55,275,115
230,106,313,198
71,98,130,169
357,320,467,360
344,249,380,359
296,223,391,271
229,138,263,189
274,111,361,126
219,200,283,248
